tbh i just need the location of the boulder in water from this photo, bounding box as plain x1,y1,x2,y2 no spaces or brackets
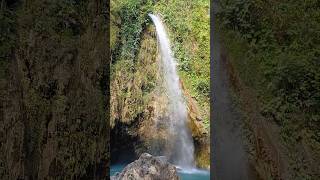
111,153,179,180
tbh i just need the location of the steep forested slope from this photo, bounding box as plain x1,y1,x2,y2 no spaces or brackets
0,0,109,179
216,0,320,179
110,0,210,168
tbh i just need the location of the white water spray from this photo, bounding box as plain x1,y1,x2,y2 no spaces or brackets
149,14,195,169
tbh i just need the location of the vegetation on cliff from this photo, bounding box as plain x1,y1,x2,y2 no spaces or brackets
111,0,210,128
0,0,109,179
110,0,210,168
154,0,210,128
216,0,320,179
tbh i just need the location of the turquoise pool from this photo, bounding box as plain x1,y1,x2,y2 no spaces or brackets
110,164,210,180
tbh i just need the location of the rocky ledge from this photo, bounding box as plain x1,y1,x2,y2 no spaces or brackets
111,153,179,180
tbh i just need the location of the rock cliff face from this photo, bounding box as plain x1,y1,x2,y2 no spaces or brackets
111,153,179,180
0,1,109,179
111,26,209,168
182,81,210,169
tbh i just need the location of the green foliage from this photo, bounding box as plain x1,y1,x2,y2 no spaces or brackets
111,0,210,127
113,0,211,169
111,0,153,62
154,0,210,125
217,0,320,178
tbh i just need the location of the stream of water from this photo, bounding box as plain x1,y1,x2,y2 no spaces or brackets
149,13,195,169
147,13,209,180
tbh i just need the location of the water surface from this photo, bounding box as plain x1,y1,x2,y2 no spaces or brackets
110,164,210,180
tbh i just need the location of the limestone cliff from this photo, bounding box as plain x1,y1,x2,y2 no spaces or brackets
110,26,209,168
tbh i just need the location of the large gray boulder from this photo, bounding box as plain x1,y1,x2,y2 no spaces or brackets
111,153,179,180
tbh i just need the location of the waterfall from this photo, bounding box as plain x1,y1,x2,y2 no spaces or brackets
149,14,195,169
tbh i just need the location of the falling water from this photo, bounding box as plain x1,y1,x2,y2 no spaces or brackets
149,14,195,169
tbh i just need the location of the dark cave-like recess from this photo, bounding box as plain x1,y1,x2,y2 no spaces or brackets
110,121,139,164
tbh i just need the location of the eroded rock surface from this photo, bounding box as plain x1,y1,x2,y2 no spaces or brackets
111,153,179,180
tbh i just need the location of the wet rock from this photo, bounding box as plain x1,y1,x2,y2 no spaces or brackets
111,153,179,180
180,81,210,169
